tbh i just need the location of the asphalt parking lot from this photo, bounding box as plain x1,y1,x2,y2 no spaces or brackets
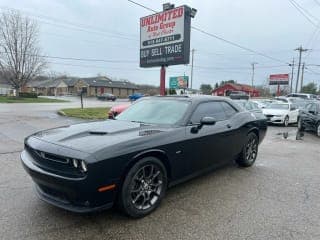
1,101,320,240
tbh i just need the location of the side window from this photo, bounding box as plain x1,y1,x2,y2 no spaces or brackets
305,103,312,110
221,102,238,117
251,102,259,109
246,102,253,110
190,102,227,124
309,104,316,112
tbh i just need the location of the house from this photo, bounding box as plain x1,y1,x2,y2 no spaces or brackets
73,77,138,97
212,83,260,97
26,79,69,96
26,76,139,97
0,78,13,95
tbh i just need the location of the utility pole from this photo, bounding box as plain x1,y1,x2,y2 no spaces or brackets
300,62,305,92
289,58,294,93
190,48,195,89
295,46,308,93
251,62,258,97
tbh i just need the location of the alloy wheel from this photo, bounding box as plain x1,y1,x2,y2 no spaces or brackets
129,164,163,210
297,118,302,130
245,136,258,163
284,116,289,127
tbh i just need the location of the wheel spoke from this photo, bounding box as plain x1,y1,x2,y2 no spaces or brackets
151,170,160,181
129,163,164,210
132,192,143,204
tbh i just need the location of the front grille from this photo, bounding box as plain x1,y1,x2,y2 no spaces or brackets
266,115,274,118
25,144,85,178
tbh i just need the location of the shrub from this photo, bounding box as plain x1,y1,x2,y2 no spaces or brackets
18,92,38,98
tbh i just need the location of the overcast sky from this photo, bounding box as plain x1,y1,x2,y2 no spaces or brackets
1,0,320,89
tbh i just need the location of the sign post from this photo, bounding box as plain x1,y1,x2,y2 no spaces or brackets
160,66,166,96
269,74,289,96
139,4,193,95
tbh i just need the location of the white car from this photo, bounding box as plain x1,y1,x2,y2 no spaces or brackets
262,103,299,126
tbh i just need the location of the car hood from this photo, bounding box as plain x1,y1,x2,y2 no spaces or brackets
30,120,169,154
262,109,289,115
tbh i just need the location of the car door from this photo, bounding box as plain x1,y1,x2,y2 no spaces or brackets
306,103,318,130
289,104,299,123
304,103,315,129
183,101,235,174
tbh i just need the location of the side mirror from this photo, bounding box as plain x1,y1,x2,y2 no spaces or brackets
200,116,216,125
191,116,216,134
308,110,315,115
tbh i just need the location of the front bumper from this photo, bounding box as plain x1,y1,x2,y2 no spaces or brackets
21,149,117,213
266,116,285,124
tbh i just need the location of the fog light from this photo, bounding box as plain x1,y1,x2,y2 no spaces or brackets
72,159,79,168
80,160,87,172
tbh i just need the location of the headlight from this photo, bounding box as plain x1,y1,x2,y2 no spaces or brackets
80,160,87,172
72,159,79,168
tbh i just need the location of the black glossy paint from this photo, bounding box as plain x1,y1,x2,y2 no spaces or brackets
21,96,267,213
299,102,320,134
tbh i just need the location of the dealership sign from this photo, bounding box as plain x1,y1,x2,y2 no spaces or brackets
169,76,189,89
140,6,191,68
269,74,289,85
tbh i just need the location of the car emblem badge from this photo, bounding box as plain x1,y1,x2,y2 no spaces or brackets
40,152,45,158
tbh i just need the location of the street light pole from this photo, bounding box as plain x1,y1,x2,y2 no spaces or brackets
295,46,308,93
251,62,258,97
190,48,195,89
300,62,305,92
289,58,294,94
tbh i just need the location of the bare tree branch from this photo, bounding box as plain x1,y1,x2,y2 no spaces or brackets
0,10,46,92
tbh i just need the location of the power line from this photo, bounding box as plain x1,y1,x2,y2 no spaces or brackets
127,0,157,13
128,0,288,64
314,0,320,7
288,0,318,27
191,26,287,64
291,0,319,22
0,51,137,63
0,7,139,42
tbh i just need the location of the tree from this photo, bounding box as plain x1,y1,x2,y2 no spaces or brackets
0,10,45,93
200,84,212,95
301,83,317,94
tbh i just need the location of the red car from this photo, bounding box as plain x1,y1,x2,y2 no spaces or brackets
108,103,130,119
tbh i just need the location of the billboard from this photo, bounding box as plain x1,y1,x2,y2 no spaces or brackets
169,76,189,89
269,74,289,85
140,6,191,68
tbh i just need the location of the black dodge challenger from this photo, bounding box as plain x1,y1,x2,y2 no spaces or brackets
21,96,267,218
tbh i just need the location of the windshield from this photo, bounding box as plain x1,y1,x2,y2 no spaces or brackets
266,104,289,110
234,101,246,108
116,99,190,125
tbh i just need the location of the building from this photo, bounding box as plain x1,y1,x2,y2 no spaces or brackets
26,76,139,97
212,83,260,97
0,78,13,95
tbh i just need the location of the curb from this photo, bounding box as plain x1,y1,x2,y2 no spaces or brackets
57,110,66,116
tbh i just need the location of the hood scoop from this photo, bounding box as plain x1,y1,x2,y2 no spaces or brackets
139,130,163,136
89,131,108,135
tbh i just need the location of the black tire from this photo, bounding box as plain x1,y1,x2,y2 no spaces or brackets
297,117,304,131
118,157,167,218
316,122,320,137
284,116,289,127
236,132,259,167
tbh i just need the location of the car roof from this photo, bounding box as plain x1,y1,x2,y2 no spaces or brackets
144,95,230,102
140,95,243,111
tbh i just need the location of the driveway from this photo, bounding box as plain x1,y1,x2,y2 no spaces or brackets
0,104,319,240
